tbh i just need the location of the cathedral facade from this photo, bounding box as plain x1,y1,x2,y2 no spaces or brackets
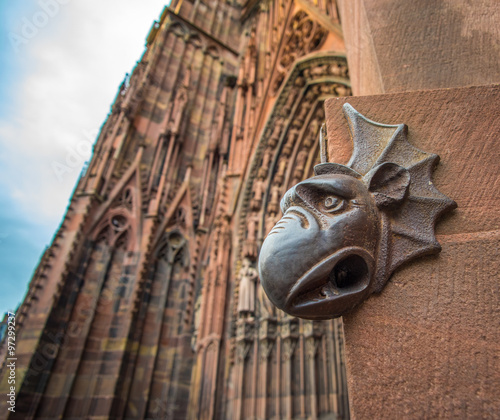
0,1,351,419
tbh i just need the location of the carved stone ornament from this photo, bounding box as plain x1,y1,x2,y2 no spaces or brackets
258,104,457,320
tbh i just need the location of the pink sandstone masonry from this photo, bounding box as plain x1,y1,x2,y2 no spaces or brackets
325,85,500,419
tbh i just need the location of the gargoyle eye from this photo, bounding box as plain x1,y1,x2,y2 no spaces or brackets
323,196,345,212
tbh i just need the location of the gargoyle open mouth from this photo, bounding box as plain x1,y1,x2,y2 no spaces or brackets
285,247,375,319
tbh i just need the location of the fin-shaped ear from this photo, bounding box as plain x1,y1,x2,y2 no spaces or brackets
366,162,410,209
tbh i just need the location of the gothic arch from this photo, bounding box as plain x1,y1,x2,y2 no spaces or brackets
206,45,221,60
229,52,351,420
155,230,187,260
187,33,205,50
271,9,329,95
92,207,135,251
167,21,188,38
123,229,192,419
238,51,350,270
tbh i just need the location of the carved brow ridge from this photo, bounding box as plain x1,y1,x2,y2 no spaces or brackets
298,178,356,200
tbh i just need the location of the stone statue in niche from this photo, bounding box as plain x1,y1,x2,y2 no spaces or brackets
191,294,203,351
259,104,456,319
258,148,272,179
243,215,258,260
269,117,283,149
250,178,265,211
267,184,282,215
238,258,259,317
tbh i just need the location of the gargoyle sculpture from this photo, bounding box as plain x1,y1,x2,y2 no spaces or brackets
258,104,456,319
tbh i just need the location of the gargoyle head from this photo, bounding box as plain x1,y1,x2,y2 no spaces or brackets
258,104,456,320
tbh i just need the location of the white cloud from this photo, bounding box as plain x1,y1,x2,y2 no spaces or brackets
0,0,167,226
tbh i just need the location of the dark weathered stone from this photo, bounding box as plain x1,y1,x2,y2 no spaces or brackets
259,105,455,319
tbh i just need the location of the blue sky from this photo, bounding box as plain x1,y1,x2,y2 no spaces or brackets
0,1,167,316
